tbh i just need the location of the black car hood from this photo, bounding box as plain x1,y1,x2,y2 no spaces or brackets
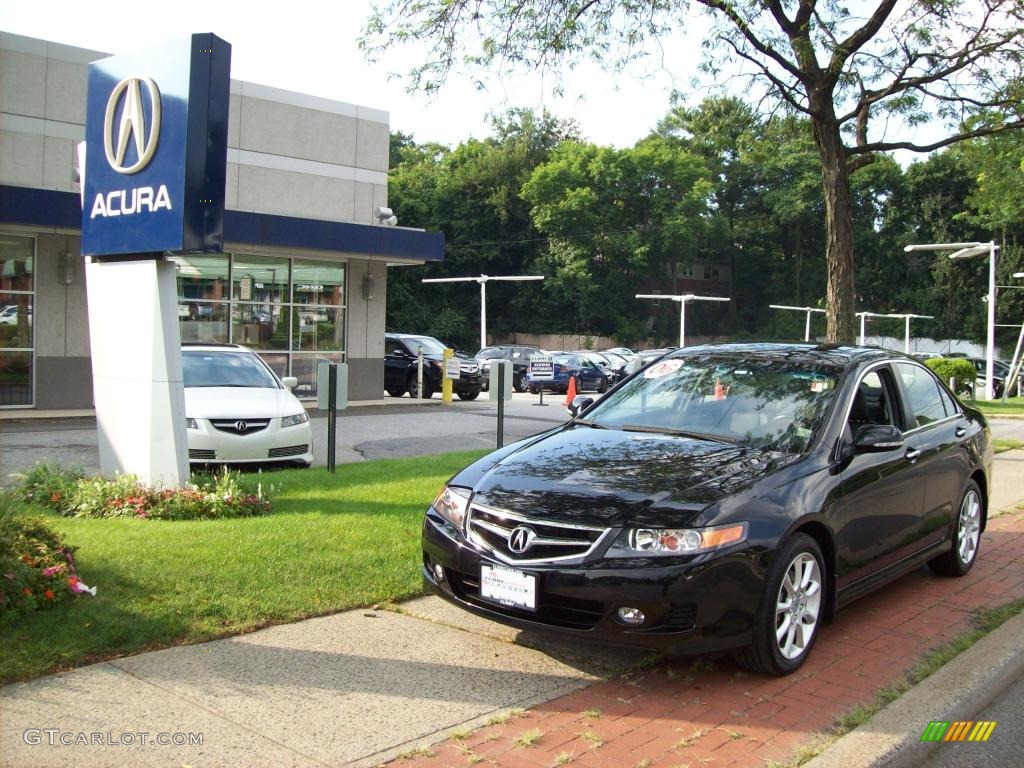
463,425,792,528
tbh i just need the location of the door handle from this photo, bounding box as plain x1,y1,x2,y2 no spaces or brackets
955,427,967,438
905,447,921,462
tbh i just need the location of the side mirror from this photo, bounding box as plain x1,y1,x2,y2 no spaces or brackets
568,395,595,418
281,376,298,391
853,424,904,453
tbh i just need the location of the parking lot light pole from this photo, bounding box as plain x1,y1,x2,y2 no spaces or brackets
636,293,730,347
769,304,827,342
422,275,545,350
905,242,999,400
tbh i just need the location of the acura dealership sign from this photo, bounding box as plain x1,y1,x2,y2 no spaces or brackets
81,33,231,257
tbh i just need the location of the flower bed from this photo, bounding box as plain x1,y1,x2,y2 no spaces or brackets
16,464,272,520
0,495,92,617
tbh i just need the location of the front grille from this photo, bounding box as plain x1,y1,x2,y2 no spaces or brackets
189,449,216,460
466,504,608,564
664,603,698,631
446,568,605,630
211,418,270,435
268,444,309,458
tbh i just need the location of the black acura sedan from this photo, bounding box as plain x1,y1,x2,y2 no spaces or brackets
421,344,992,675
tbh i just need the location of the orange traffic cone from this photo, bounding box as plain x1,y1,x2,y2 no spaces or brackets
564,374,578,406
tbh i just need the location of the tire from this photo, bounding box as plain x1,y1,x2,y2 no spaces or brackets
457,390,480,401
598,377,608,393
928,480,982,577
736,533,825,676
529,387,539,395
385,387,406,398
407,375,434,400
513,374,527,393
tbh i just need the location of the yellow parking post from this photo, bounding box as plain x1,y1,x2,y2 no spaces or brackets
442,347,453,405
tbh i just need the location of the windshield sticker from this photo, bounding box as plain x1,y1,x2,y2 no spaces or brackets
644,359,684,379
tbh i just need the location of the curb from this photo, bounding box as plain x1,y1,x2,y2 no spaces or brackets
803,609,1024,768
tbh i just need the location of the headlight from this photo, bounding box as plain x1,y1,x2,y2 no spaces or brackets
185,417,198,430
608,522,747,556
281,412,309,428
432,486,470,527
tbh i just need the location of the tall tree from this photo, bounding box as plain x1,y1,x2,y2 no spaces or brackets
363,1,1024,342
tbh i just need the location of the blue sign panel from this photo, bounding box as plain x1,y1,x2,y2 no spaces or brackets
82,34,231,257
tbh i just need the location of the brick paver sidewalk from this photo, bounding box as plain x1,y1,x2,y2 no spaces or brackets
387,510,1024,768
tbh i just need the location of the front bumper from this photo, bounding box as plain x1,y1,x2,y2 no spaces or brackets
422,510,763,655
187,418,313,465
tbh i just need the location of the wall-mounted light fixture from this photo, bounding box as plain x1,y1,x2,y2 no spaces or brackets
362,271,376,301
60,251,75,285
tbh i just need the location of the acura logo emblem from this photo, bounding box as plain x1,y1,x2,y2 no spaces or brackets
234,421,249,433
104,77,162,174
508,526,536,554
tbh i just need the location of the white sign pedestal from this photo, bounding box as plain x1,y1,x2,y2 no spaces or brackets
85,258,189,487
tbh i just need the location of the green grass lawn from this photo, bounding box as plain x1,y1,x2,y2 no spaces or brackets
0,450,488,683
993,438,1024,454
970,396,1024,416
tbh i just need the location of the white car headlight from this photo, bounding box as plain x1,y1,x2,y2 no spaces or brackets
281,412,309,428
432,486,470,528
185,417,198,430
608,522,747,556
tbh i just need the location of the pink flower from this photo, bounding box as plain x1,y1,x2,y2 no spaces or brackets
41,565,64,577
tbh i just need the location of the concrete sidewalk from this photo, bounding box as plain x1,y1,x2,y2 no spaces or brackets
2,451,1023,768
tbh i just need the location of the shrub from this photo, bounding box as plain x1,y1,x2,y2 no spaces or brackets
925,358,978,398
0,494,81,616
14,465,272,520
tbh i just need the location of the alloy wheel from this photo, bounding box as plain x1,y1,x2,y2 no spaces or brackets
957,489,981,565
774,552,822,661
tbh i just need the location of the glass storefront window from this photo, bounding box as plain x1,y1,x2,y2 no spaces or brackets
293,306,344,352
0,235,34,407
173,253,346,398
231,304,289,350
170,255,229,303
178,302,229,343
232,255,290,304
293,259,344,306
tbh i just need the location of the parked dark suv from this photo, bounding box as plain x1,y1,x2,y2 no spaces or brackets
475,345,542,392
385,333,482,400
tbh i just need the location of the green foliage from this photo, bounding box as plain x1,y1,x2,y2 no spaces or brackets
14,465,272,520
0,494,79,616
925,358,977,395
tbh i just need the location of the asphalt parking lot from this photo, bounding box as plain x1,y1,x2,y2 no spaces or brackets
0,392,570,484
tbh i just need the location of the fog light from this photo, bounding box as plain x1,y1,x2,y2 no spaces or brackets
432,563,445,582
616,607,645,626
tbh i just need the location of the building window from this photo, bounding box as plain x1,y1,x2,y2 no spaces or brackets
0,235,34,407
169,253,346,398
703,266,720,282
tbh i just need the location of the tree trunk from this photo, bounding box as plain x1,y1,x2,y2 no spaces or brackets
811,119,857,344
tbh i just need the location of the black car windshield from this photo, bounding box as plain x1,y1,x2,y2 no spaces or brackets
182,350,280,389
404,336,448,355
585,352,841,452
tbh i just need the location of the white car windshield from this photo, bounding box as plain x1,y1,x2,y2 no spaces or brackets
583,352,840,453
404,336,448,355
183,351,280,389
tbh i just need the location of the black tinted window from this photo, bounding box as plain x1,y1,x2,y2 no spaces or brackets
896,363,947,429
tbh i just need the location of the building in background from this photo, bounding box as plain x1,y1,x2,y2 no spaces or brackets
0,31,443,410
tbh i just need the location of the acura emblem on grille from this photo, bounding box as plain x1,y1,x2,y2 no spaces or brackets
235,420,248,433
508,526,536,554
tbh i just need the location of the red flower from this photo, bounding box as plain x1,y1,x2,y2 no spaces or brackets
68,576,78,588
23,587,32,596
44,589,55,600
51,491,62,503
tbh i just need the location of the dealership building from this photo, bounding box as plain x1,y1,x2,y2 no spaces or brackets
0,31,443,410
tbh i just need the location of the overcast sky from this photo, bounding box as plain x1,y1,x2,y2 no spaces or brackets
0,0,711,148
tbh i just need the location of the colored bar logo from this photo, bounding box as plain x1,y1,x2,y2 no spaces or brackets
921,721,997,742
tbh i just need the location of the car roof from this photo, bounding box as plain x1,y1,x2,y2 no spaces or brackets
181,343,251,352
670,342,900,370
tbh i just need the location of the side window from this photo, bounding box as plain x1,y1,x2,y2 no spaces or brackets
384,338,402,356
896,363,948,429
937,385,958,418
848,369,899,430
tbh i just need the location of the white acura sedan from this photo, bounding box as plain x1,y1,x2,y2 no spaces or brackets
182,343,313,467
